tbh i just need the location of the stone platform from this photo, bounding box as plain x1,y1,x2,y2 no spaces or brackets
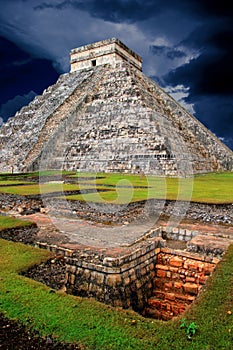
7,211,230,317
20,212,233,253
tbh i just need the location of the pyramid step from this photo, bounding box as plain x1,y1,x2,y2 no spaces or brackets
0,39,232,174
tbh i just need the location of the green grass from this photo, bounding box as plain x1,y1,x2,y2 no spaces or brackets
0,171,232,204
0,183,92,196
0,239,232,349
192,172,233,203
0,216,33,231
0,180,33,186
66,172,233,204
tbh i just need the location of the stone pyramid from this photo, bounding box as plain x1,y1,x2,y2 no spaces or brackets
0,38,232,175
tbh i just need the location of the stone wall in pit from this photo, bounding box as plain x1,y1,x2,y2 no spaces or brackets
144,248,219,320
65,238,164,311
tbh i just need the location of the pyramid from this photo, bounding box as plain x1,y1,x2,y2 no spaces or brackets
0,38,232,175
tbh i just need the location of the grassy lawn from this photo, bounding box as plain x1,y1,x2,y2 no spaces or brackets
0,180,33,186
0,171,232,204
0,183,93,196
0,239,232,349
192,172,233,203
66,172,233,204
0,215,33,231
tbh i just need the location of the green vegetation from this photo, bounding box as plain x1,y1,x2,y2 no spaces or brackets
180,318,198,340
0,170,74,178
0,171,232,204
0,182,92,196
192,172,233,203
0,180,32,186
67,171,233,204
0,239,232,349
0,215,33,231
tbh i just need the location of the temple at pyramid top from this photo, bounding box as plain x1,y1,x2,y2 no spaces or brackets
70,38,143,72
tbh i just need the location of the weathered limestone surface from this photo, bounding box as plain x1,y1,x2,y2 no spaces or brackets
0,66,105,172
65,239,163,310
0,39,232,174
187,234,233,256
70,38,142,72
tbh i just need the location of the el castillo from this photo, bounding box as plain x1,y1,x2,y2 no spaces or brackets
0,38,233,349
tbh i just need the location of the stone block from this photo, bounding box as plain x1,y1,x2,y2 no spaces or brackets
176,293,195,302
170,266,178,273
185,230,192,237
113,299,123,307
172,273,181,281
165,292,176,301
202,263,215,276
157,269,166,278
178,229,184,237
95,272,105,285
172,228,179,234
156,264,169,271
69,273,75,285
183,282,198,295
174,281,183,290
186,276,196,283
153,290,165,299
169,256,183,267
105,274,122,287
183,259,199,271
164,281,173,290
123,277,130,285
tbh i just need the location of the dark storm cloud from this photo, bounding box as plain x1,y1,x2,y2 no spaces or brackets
0,91,37,120
165,44,233,96
178,20,233,93
0,36,59,120
33,0,165,22
161,4,233,150
190,0,233,18
150,45,186,60
164,37,233,149
33,0,233,24
0,0,232,149
192,95,233,150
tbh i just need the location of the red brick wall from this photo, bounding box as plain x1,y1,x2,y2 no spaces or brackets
143,248,219,320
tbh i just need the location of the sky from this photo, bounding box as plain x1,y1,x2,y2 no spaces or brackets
0,0,232,150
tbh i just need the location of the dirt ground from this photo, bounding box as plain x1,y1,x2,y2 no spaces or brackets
0,314,83,350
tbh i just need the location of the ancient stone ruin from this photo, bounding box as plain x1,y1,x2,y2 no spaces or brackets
0,38,232,174
0,38,233,320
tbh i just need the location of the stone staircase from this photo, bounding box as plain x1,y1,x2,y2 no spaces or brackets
41,63,171,173
37,61,233,175
30,65,112,171
23,65,107,171
0,68,101,172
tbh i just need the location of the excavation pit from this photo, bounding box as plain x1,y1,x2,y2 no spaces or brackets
18,213,231,320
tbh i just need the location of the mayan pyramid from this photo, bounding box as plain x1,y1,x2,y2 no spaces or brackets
0,38,232,175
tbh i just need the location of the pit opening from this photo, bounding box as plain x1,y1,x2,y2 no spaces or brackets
21,224,230,321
